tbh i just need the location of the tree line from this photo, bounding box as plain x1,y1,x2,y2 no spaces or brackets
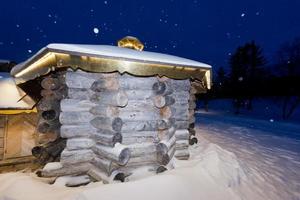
201,37,300,119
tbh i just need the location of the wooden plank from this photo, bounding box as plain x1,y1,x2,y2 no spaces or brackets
0,148,3,160
5,114,37,158
0,138,4,148
0,128,4,137
0,116,5,128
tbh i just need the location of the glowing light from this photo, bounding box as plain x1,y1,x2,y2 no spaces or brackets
14,52,54,78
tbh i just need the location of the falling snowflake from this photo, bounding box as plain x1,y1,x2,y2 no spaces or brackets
28,50,32,53
104,1,108,4
256,12,260,16
238,77,243,81
270,119,274,123
241,13,246,17
93,27,99,34
16,24,20,28
26,38,30,42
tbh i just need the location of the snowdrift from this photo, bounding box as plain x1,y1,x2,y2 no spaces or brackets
0,137,247,200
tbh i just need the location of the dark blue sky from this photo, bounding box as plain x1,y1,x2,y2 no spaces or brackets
1,0,300,70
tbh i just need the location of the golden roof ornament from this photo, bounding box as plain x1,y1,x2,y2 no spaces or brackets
117,36,144,51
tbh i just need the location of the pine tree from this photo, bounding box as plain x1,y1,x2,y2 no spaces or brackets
229,41,266,112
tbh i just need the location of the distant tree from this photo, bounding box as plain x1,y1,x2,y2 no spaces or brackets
276,38,300,119
229,41,266,113
216,66,226,86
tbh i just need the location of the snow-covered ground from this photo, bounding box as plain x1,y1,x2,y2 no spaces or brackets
196,111,300,200
0,100,299,200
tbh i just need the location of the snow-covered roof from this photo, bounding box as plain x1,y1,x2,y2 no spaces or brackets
46,44,211,69
0,59,10,64
0,72,35,110
11,43,212,88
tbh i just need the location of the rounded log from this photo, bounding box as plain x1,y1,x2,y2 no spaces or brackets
127,153,158,165
175,149,190,160
121,120,168,132
93,143,130,165
37,132,59,144
175,140,189,150
121,136,157,145
153,95,175,108
87,166,124,184
40,163,93,177
90,91,128,107
37,119,60,134
175,120,189,129
92,132,122,147
175,129,190,140
118,110,160,121
165,79,190,91
60,111,94,125
41,77,61,90
66,138,95,150
65,71,119,88
189,115,196,124
61,125,119,138
89,105,119,116
60,149,95,165
158,126,176,140
61,99,97,112
119,100,156,112
92,157,113,175
37,99,60,111
127,143,157,157
189,128,196,136
152,81,173,96
41,109,59,121
90,117,123,132
67,88,95,100
90,78,119,92
41,87,67,100
119,75,157,90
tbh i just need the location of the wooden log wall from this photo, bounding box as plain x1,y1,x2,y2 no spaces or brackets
33,71,67,164
40,70,195,183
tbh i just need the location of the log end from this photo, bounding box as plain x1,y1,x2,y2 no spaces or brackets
153,95,166,108
116,91,128,107
118,147,130,166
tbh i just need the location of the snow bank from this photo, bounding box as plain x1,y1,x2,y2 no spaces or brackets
0,139,246,200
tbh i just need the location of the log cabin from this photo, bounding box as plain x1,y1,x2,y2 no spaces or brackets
7,36,212,184
0,72,38,172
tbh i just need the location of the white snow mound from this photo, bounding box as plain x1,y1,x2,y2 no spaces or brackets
0,140,248,200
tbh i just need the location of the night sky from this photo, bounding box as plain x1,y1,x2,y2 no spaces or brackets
1,0,300,71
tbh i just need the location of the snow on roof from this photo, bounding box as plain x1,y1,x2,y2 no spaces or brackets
0,59,10,64
11,43,212,88
0,72,35,110
46,43,212,69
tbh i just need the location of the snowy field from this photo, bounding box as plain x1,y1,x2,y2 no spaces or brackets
0,99,299,200
196,111,300,200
